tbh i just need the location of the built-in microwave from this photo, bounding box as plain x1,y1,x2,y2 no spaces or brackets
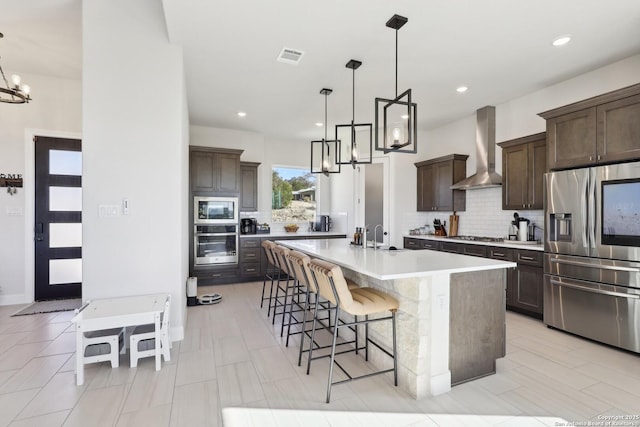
194,196,238,225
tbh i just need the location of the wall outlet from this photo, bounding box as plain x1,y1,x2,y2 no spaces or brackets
98,204,119,217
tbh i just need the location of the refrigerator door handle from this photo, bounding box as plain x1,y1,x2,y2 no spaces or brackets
549,258,640,272
550,278,640,299
580,173,588,249
588,170,596,249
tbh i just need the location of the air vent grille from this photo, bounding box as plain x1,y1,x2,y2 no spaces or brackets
277,47,304,65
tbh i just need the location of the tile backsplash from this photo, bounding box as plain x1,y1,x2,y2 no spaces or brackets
400,187,544,240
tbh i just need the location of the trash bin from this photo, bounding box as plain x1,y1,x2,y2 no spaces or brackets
186,277,197,306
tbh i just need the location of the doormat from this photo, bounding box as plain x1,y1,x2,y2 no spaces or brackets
11,298,82,316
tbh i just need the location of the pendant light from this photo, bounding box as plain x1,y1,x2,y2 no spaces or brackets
311,88,341,175
336,59,372,169
374,14,417,154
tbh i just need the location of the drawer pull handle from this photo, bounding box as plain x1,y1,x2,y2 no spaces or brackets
212,274,222,277
246,268,256,272
494,252,504,257
246,254,256,258
520,256,535,261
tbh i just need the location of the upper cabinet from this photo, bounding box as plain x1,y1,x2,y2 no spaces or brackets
190,147,242,194
498,132,546,210
539,83,640,170
240,162,260,212
415,154,468,212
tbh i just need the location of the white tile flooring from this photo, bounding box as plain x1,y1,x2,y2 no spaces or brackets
0,281,639,426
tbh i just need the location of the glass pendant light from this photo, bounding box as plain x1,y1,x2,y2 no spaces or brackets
311,88,341,175
374,14,417,154
336,59,372,168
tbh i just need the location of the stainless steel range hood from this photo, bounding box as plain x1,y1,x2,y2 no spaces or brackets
450,106,502,190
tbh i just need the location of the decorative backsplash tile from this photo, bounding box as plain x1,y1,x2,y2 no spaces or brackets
401,187,544,240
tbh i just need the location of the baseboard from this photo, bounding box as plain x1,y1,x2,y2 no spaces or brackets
0,293,28,306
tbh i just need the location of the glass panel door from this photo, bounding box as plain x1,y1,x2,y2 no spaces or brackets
35,136,82,300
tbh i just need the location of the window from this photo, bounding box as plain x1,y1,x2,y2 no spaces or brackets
272,167,316,223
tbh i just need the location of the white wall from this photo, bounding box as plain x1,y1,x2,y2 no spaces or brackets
0,73,81,304
83,0,188,338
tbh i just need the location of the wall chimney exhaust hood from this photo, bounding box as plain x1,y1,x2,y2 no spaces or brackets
450,106,502,190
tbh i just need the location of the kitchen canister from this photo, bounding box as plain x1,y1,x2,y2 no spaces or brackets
518,220,529,241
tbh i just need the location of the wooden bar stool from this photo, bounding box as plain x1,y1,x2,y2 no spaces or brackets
307,258,399,403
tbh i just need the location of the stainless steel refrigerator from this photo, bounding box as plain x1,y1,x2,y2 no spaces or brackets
544,161,640,353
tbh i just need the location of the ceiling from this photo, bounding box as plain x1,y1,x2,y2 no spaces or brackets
3,0,640,141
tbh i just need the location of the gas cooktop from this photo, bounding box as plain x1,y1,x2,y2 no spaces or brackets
447,235,505,243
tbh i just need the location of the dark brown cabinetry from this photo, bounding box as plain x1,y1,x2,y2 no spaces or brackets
239,237,261,279
540,83,640,170
404,238,543,318
415,154,468,212
240,162,260,212
190,147,242,194
498,133,546,210
511,250,543,317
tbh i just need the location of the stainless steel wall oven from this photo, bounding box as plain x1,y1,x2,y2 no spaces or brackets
194,224,238,265
544,161,640,353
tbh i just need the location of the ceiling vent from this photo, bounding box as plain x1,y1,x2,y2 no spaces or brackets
277,47,304,65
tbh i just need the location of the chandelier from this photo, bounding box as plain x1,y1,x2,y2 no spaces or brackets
0,33,32,104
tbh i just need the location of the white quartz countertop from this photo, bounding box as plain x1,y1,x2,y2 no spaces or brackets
404,234,544,251
240,231,347,239
277,239,516,280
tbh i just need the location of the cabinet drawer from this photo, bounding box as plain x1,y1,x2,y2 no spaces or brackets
441,242,461,253
241,238,261,248
200,269,238,280
241,247,260,262
516,250,543,266
240,262,261,277
462,244,487,257
404,237,420,249
421,240,441,250
487,246,514,261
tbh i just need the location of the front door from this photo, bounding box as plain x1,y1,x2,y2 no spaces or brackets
34,136,82,300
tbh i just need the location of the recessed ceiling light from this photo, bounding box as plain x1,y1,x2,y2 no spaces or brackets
237,111,247,117
552,35,572,47
456,86,468,93
315,122,323,127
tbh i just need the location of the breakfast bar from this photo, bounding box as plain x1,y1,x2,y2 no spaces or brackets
277,239,516,399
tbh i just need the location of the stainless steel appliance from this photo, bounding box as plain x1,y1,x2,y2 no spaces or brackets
315,215,331,232
240,218,257,234
194,196,238,224
544,161,640,353
194,224,238,265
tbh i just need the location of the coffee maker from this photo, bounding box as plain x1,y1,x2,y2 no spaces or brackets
240,218,257,234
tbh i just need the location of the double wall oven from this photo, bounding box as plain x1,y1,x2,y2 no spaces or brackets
544,161,640,353
194,197,239,265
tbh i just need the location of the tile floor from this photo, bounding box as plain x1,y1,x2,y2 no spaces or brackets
0,281,639,426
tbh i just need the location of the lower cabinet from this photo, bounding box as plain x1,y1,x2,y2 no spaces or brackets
510,250,543,318
405,238,543,318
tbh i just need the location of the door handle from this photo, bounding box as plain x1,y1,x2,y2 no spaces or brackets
550,279,639,299
550,258,640,272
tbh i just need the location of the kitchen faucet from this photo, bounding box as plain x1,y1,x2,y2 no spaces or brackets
373,224,383,250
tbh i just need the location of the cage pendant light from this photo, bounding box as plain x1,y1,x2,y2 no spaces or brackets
311,88,341,175
374,14,417,154
336,60,373,169
0,33,32,104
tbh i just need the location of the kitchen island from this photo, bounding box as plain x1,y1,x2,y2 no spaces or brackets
277,239,516,399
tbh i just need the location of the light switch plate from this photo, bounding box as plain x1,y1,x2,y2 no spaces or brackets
6,207,24,216
98,204,119,217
